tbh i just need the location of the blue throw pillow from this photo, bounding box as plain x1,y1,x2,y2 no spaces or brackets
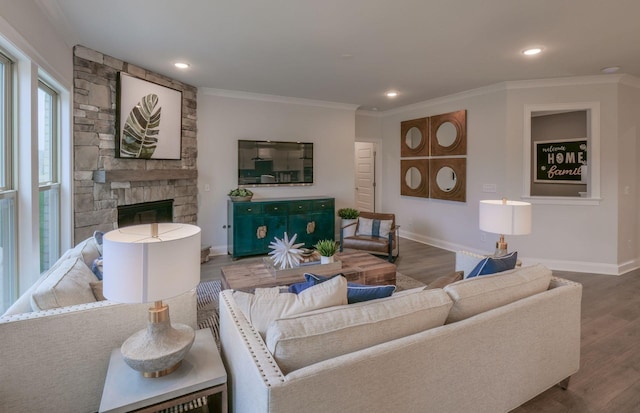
466,251,518,278
288,279,316,294
292,273,396,304
91,256,104,280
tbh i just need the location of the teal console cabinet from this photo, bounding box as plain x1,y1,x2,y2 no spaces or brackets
227,197,335,259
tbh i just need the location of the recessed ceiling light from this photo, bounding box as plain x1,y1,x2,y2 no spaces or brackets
522,47,543,56
174,62,190,69
371,107,379,111
385,91,398,98
601,66,621,74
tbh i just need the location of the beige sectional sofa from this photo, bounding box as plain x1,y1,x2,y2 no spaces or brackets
0,234,197,412
220,264,582,413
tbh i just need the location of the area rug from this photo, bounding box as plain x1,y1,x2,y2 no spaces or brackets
195,272,426,345
196,280,222,348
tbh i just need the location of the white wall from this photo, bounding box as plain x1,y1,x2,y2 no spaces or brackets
0,1,72,85
380,86,508,252
197,91,356,254
377,77,640,275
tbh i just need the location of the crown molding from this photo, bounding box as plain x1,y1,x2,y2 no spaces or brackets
379,74,640,117
200,87,359,111
355,109,384,118
619,74,640,89
382,82,507,117
504,74,627,90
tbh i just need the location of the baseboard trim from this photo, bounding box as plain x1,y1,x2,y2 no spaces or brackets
400,230,640,276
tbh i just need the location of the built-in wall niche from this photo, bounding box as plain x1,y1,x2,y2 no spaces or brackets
400,110,467,202
523,102,600,203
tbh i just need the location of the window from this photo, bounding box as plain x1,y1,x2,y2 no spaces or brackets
38,81,60,272
0,51,16,312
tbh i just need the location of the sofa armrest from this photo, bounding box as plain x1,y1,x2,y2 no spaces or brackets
340,221,357,230
219,290,285,413
0,290,196,412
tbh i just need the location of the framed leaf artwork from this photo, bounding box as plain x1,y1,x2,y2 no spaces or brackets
116,72,182,159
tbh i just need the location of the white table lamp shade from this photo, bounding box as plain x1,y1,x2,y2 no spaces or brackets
103,223,201,303
479,200,532,236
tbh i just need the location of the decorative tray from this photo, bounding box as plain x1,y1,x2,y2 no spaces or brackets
263,256,342,278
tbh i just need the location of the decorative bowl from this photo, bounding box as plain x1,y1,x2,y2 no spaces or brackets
229,195,252,202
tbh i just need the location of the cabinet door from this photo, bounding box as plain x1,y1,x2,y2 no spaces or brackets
288,200,315,247
262,202,289,249
309,199,335,245
232,203,265,257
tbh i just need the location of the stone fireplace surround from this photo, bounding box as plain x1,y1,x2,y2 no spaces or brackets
73,45,198,242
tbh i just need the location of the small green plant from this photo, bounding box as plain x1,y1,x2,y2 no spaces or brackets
337,208,359,219
228,188,253,197
314,239,337,257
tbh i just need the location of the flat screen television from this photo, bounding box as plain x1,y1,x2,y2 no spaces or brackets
238,140,313,186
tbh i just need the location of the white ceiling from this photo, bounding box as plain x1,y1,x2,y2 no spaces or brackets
39,0,640,111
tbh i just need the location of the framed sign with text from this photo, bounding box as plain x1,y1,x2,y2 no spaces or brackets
534,138,587,184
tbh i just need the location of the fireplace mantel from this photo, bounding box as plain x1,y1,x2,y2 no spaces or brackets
92,169,197,183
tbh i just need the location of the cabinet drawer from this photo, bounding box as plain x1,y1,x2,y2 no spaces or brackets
290,200,312,214
264,202,289,215
234,203,262,215
313,199,334,211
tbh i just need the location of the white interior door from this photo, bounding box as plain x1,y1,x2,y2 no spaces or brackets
354,142,376,212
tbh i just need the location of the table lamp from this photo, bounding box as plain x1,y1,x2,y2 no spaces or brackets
479,198,531,256
103,223,201,378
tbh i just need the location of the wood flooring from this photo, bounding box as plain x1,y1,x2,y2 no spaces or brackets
200,238,640,413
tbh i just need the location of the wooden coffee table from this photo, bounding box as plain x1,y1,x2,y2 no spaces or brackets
220,251,396,291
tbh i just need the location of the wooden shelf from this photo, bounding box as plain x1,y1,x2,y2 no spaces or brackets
93,169,197,183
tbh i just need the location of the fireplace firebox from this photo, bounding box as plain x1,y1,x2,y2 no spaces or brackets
117,200,173,228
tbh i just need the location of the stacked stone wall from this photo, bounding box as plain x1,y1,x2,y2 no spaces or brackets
73,45,198,241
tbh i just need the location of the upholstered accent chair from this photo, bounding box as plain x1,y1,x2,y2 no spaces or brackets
339,211,399,262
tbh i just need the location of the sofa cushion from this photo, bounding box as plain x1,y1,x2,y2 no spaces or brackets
2,271,50,316
266,287,453,373
466,251,518,278
90,281,106,301
356,217,393,238
289,273,396,304
30,256,99,311
233,275,347,336
444,263,552,323
55,235,103,269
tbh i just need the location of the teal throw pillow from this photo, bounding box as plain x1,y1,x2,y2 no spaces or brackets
466,251,518,278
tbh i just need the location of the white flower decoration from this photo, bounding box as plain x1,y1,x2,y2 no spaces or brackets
268,232,305,269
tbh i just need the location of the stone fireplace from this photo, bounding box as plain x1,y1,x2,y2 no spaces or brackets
72,45,198,242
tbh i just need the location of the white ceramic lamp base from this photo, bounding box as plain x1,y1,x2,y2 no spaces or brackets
121,303,195,378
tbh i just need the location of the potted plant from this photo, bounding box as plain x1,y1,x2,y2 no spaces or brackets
314,239,338,264
228,188,253,202
337,207,359,238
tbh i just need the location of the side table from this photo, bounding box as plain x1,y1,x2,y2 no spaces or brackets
99,329,227,413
